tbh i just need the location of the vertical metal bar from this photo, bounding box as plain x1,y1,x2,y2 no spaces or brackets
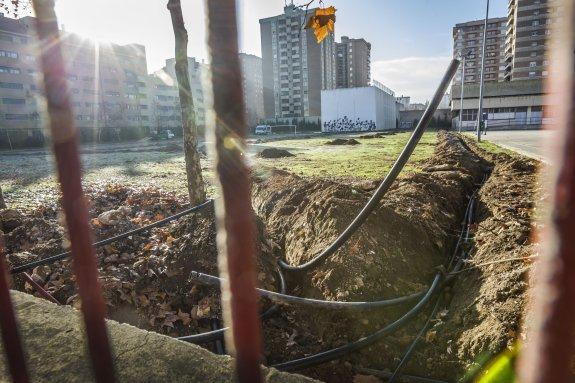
476,0,489,142
30,1,115,382
0,235,29,383
205,1,263,382
21,273,59,305
518,1,575,382
459,55,465,132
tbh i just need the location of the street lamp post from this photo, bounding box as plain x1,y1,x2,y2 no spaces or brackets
476,0,490,142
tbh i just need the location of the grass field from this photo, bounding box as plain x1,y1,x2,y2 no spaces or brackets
1,132,439,209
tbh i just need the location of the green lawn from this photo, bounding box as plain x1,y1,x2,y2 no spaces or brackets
1,132,438,210
255,132,438,180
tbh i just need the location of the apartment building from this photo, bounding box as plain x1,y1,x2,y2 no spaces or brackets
0,13,152,147
260,4,336,120
452,17,507,85
504,0,561,81
148,57,210,135
335,36,371,89
239,53,265,127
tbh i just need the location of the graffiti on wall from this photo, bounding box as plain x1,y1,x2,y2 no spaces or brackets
322,116,377,132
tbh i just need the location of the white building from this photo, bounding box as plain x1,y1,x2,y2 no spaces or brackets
321,85,399,132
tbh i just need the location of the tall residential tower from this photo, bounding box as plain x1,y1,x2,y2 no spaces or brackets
336,36,371,88
452,17,507,85
239,53,265,127
259,4,336,120
504,0,561,81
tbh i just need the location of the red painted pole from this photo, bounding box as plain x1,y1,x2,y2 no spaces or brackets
205,1,263,382
21,273,59,305
518,1,575,382
0,235,29,383
30,1,115,381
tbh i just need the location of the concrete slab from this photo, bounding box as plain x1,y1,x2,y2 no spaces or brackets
0,291,318,383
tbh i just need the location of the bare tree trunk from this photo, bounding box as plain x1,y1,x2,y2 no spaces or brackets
0,185,5,209
167,0,206,205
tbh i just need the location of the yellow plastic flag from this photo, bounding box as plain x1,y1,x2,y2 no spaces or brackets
305,6,336,43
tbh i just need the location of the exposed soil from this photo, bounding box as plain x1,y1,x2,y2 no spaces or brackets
0,132,542,382
2,185,279,342
325,138,361,146
258,148,296,159
357,132,396,139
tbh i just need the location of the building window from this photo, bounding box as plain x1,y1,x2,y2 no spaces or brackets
530,61,537,67
529,71,536,78
2,98,25,105
5,113,29,120
0,66,20,74
0,82,23,89
0,50,18,59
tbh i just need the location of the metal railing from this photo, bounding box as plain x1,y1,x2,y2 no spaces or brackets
0,1,574,383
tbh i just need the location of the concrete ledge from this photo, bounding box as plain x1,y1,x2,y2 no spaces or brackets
0,291,318,383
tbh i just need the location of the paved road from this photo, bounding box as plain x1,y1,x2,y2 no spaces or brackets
477,130,557,163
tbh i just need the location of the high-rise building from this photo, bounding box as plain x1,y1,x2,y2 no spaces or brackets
504,0,561,81
335,36,371,88
239,53,265,127
259,4,336,120
452,17,507,85
0,13,152,147
148,57,210,134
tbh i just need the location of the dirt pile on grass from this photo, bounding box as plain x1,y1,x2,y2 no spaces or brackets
252,133,491,380
406,148,542,380
357,132,396,139
258,148,296,159
254,133,487,302
325,138,360,146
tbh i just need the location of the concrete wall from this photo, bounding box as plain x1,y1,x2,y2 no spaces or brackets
321,86,398,132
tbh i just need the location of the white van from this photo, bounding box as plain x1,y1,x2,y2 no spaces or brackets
255,125,272,135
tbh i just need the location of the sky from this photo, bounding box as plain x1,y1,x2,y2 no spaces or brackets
46,0,508,103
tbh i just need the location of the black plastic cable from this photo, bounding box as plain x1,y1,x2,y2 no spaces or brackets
188,271,424,310
355,367,451,383
389,296,444,383
178,266,288,344
271,273,442,372
270,187,478,372
10,199,214,274
279,58,461,272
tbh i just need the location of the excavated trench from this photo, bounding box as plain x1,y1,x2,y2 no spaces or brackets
0,132,540,382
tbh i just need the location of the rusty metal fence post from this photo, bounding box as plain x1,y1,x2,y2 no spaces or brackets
30,1,115,382
0,235,29,383
518,1,575,382
205,1,263,382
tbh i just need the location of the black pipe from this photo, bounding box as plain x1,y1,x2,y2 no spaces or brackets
279,58,462,272
355,367,451,383
210,318,225,355
10,199,214,274
178,265,287,344
271,273,442,371
189,271,424,310
388,296,443,383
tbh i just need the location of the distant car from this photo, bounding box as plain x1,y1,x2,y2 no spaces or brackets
255,125,272,135
153,130,175,140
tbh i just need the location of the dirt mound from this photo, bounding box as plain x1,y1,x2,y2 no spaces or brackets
325,138,360,146
358,132,396,139
252,133,491,380
258,148,296,159
4,185,280,340
407,147,542,380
